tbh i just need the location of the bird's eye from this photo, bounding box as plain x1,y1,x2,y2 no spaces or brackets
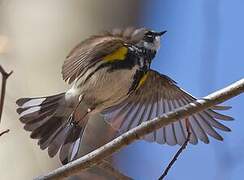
144,34,154,43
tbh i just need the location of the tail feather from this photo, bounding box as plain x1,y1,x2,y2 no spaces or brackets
18,101,59,124
30,116,63,139
16,93,88,164
48,122,72,158
23,112,56,131
16,93,63,107
38,117,67,150
59,124,84,164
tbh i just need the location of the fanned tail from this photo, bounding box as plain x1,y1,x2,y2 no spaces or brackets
16,93,87,164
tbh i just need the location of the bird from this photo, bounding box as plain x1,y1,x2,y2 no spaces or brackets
16,27,233,165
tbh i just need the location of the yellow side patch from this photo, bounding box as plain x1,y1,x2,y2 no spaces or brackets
137,72,149,89
103,47,128,62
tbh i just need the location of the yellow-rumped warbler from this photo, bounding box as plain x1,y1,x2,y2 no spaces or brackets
16,27,233,165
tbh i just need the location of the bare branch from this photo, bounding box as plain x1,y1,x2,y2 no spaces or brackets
35,79,244,180
0,129,9,137
0,65,13,135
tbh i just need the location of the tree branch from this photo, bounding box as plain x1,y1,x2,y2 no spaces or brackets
0,128,10,137
0,65,12,136
35,79,244,180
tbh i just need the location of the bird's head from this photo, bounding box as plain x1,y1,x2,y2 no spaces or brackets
107,27,167,52
132,29,167,52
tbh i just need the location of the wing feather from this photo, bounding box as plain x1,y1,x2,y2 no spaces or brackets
62,36,125,84
103,70,233,146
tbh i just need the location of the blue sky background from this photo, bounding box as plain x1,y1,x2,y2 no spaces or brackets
115,1,244,179
1,1,243,179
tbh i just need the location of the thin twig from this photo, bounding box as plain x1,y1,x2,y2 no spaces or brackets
0,65,13,135
0,129,9,137
158,118,191,180
35,79,244,180
0,65,13,122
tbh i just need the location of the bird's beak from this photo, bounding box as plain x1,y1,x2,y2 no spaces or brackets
155,31,167,37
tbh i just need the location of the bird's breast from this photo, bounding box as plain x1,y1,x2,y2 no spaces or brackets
73,65,139,109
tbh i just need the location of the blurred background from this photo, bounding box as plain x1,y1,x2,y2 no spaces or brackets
0,0,243,179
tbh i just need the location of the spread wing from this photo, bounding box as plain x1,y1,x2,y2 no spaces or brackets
62,35,126,84
102,70,233,145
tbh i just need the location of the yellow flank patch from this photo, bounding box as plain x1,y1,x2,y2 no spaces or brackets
103,47,128,62
137,72,149,89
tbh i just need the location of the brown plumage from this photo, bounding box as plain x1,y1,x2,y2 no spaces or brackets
62,27,145,84
16,27,233,165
